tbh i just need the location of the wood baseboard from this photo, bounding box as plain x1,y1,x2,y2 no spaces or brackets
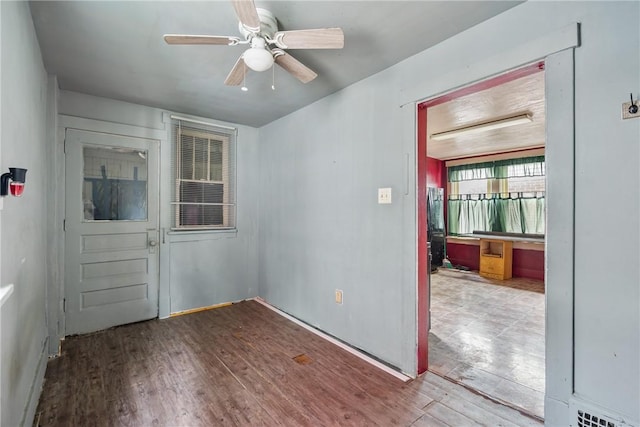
169,301,232,317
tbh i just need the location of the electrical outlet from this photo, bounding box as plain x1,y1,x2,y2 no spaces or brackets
622,101,640,120
335,289,343,304
378,187,392,204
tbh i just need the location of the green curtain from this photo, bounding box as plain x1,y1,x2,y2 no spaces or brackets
448,199,462,235
448,197,497,235
449,195,545,235
459,198,495,233
448,161,495,182
448,155,545,182
447,155,546,235
495,196,545,234
506,156,545,178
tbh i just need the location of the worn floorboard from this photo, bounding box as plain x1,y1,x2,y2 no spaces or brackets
35,300,542,426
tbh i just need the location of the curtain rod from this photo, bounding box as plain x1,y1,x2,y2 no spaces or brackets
170,115,237,131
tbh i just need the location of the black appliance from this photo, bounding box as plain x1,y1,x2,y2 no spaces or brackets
427,187,445,268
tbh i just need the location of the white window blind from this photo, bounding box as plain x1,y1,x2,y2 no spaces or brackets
171,118,236,230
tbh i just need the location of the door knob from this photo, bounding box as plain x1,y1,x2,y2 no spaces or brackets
149,239,158,247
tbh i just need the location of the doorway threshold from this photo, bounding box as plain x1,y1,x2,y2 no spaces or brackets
427,369,544,423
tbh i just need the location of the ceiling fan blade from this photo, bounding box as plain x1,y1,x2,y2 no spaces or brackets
225,56,247,86
231,0,261,32
274,28,344,49
164,34,238,45
275,53,317,84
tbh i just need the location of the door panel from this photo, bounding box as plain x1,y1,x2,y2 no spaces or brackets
65,129,159,335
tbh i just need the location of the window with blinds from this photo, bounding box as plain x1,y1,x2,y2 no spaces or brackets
171,119,236,230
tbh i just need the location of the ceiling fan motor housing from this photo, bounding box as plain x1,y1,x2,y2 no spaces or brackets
239,8,278,40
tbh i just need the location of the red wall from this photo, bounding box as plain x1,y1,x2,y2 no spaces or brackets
513,248,544,281
426,156,445,188
447,242,544,281
447,243,480,271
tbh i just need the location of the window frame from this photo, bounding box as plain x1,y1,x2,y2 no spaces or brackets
446,156,546,236
171,120,236,231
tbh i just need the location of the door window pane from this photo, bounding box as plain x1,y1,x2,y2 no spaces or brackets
83,146,148,221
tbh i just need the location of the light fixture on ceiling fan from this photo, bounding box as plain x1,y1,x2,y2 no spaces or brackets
163,0,344,87
430,113,533,141
242,37,274,71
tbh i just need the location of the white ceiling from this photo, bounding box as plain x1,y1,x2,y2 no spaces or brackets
427,70,545,160
29,1,522,127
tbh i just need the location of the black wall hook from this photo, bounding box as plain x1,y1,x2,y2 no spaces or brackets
630,93,638,114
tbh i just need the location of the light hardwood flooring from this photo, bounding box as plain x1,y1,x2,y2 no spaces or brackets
34,300,541,426
429,268,545,420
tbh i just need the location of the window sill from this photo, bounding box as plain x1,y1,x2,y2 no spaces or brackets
167,228,237,243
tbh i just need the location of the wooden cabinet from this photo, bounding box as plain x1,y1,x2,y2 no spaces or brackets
479,239,513,280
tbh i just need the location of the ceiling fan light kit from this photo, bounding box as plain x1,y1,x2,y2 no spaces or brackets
430,113,533,141
243,37,274,72
164,0,344,88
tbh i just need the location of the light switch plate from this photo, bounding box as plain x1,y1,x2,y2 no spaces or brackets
622,101,640,120
378,187,392,204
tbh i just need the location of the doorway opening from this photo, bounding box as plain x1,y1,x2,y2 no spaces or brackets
417,61,546,419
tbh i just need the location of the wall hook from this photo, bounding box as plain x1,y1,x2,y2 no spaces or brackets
630,93,638,115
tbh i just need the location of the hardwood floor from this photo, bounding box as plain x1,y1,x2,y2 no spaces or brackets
35,300,541,426
429,268,545,419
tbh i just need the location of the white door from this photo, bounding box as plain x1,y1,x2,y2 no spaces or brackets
64,129,160,335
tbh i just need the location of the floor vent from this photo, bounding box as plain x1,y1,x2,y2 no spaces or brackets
577,409,617,427
570,396,637,427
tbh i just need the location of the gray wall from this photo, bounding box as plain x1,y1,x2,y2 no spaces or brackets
569,5,639,423
57,91,260,318
257,75,417,374
258,1,639,425
165,117,260,314
0,2,50,425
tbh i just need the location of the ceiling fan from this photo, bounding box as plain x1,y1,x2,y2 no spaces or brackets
164,0,344,86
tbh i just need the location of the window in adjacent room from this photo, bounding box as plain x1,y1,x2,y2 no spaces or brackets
171,119,236,230
448,155,545,236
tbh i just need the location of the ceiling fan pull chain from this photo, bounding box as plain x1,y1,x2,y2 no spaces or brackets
241,64,248,92
272,66,276,91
